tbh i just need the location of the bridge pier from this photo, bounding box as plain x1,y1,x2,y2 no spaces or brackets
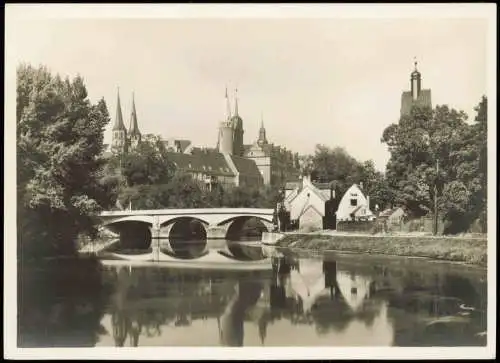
150,216,161,261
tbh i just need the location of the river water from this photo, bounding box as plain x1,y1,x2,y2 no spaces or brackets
18,240,487,347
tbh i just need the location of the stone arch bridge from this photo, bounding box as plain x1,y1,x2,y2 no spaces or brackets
99,208,275,251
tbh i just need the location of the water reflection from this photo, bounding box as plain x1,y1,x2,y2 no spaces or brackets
18,257,111,347
19,251,487,347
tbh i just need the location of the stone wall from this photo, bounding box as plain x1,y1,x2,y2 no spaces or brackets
336,220,376,233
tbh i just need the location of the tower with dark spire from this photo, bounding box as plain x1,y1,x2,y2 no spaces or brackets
257,112,268,147
231,88,244,157
128,92,141,150
111,88,128,154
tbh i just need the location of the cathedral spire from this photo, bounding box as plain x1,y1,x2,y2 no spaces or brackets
128,92,140,136
112,87,126,131
225,86,232,121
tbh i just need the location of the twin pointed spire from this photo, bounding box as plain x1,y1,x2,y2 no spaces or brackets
113,87,140,136
225,86,232,121
224,85,240,120
234,87,239,117
113,87,126,131
129,92,140,137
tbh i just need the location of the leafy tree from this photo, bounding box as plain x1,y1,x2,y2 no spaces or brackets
119,136,175,187
305,144,389,207
382,101,487,233
17,64,110,258
117,172,209,209
358,160,393,211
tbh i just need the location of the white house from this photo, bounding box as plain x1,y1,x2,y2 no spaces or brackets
285,175,334,231
336,184,375,222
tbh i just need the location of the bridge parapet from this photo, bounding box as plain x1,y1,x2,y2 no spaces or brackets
100,208,274,217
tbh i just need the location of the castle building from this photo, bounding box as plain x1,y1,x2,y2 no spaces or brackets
400,60,432,117
243,115,300,186
109,86,299,189
217,88,300,186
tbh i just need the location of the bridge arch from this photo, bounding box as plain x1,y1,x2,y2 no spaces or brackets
219,215,274,242
102,219,153,253
161,217,208,259
158,215,211,227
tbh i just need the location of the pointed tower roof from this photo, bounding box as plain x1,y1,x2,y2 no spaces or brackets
234,87,239,117
128,92,141,137
225,86,232,121
112,88,126,131
230,87,243,129
258,112,268,146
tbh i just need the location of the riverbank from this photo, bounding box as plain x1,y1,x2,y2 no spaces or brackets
275,232,488,267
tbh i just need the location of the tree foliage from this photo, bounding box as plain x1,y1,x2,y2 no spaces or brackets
119,136,175,187
305,144,391,210
381,99,488,233
17,64,111,258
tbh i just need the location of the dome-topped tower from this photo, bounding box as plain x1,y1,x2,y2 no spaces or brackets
400,58,432,117
410,58,422,101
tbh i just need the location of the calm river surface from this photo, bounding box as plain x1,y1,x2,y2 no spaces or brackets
18,240,487,347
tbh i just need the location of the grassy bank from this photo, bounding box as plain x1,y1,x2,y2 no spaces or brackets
276,233,488,267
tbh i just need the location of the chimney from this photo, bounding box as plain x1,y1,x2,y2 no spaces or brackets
367,196,370,209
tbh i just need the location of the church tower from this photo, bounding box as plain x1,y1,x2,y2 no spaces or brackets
231,88,244,157
400,58,432,117
111,88,128,154
128,92,141,150
257,112,268,147
218,87,234,155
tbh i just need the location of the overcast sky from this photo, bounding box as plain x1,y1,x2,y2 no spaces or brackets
6,6,490,171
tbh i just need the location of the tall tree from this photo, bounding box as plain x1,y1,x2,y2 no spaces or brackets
382,102,486,233
17,64,110,258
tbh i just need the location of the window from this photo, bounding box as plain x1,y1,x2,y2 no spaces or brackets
350,199,358,207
